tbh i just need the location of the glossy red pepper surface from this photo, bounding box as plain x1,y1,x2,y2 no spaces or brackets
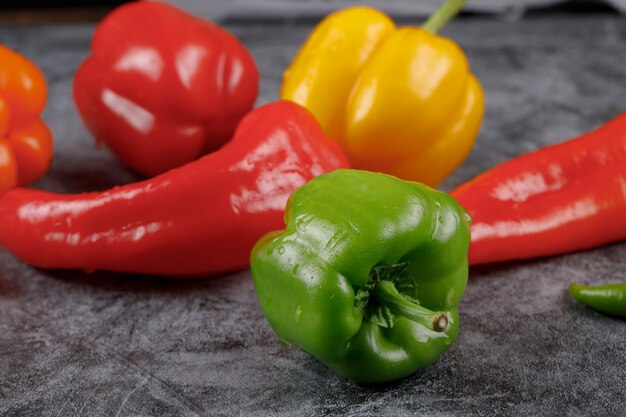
74,1,259,177
0,101,349,276
451,112,626,265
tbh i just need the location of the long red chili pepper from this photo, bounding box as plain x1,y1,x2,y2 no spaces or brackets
451,112,626,265
0,101,349,276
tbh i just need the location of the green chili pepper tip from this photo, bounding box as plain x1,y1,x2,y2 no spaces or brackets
569,282,626,318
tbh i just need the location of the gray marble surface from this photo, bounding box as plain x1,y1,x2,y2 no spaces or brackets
1,13,625,417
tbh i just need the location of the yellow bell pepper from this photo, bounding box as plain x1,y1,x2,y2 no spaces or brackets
281,0,484,186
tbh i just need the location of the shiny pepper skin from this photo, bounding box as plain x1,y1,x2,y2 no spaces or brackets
251,169,470,383
74,1,259,177
0,101,349,276
569,283,626,318
0,45,53,195
281,1,484,187
451,112,626,265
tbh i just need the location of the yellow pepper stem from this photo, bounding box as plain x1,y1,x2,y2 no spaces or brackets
422,0,466,34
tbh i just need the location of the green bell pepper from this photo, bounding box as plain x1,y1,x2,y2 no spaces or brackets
250,169,471,383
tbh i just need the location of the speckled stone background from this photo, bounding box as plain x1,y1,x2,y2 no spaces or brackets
1,10,625,417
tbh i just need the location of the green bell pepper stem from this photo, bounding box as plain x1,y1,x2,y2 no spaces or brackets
422,0,466,34
373,280,449,332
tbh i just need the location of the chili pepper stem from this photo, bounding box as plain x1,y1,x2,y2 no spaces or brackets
373,280,449,332
422,0,466,34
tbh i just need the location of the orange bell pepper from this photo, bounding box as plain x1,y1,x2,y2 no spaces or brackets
0,45,53,194
281,0,484,186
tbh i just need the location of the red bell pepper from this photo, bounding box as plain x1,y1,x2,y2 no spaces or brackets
0,101,349,276
74,1,259,177
451,112,626,265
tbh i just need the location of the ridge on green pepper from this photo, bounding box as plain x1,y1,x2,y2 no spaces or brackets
250,169,471,383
